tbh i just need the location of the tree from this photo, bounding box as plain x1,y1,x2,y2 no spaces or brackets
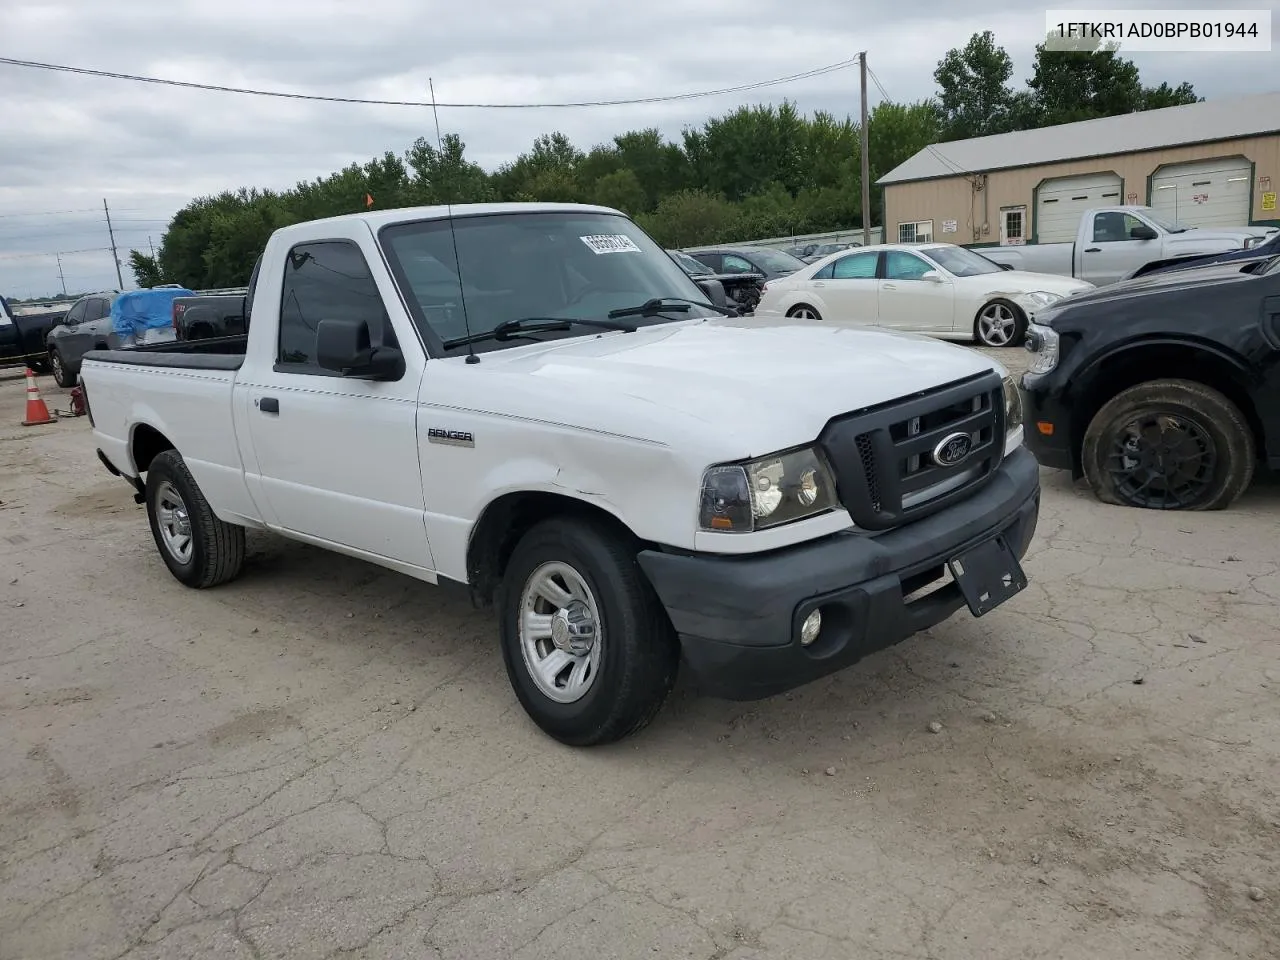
128,250,164,288
933,32,1016,140
1141,81,1201,110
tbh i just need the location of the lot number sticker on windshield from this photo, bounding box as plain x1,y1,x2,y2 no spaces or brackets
580,234,642,255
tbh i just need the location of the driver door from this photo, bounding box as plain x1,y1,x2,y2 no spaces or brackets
1081,211,1160,286
877,251,955,332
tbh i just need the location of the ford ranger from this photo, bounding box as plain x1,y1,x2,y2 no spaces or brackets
79,202,1040,746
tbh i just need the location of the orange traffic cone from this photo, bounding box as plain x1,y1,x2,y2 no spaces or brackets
21,368,56,427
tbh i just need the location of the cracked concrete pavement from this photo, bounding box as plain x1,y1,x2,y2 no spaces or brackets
1,350,1277,960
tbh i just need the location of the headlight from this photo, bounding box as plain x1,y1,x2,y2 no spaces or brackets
1002,375,1022,432
1024,322,1060,375
1012,291,1064,321
699,445,838,533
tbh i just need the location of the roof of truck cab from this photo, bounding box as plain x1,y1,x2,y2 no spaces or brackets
276,202,627,234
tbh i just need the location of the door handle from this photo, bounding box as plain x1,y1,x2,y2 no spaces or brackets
882,283,898,290
812,281,825,288
1084,247,1101,253
258,397,279,414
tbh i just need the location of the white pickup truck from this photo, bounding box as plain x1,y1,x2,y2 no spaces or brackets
983,206,1277,286
79,202,1040,746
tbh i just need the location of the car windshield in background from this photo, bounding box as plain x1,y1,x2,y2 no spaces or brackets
925,245,1003,277
1139,209,1190,233
379,212,719,354
672,251,712,275
748,249,807,273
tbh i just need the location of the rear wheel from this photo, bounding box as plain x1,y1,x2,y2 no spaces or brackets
1081,379,1255,511
974,298,1026,348
787,304,822,321
497,517,679,746
145,450,245,587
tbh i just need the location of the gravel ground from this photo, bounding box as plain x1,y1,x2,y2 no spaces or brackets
1,348,1278,960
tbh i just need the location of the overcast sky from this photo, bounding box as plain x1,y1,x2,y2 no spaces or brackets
1,0,1274,299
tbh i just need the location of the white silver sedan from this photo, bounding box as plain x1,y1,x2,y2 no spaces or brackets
754,242,1094,347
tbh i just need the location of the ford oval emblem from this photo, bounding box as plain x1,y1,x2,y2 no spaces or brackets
932,432,972,467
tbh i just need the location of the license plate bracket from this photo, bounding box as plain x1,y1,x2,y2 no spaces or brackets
947,534,1027,617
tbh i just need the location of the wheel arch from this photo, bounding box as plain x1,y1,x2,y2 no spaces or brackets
1070,339,1265,471
465,491,643,609
130,422,177,474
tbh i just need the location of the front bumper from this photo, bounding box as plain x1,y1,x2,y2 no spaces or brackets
636,446,1041,700
1019,373,1076,473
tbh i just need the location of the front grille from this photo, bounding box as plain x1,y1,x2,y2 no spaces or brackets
819,371,1004,531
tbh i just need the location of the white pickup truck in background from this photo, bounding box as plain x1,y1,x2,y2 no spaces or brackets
982,206,1277,286
79,202,1041,746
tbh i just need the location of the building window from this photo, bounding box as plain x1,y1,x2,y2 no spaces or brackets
897,220,934,244
1000,206,1027,245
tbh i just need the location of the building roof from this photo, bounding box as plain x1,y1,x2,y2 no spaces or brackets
877,91,1280,186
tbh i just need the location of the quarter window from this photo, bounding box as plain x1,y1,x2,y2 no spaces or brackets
277,240,392,370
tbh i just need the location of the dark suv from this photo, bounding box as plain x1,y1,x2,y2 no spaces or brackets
45,292,120,387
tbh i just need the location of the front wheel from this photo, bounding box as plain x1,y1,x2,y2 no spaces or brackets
1081,379,1255,511
497,518,679,746
145,450,246,587
974,298,1026,348
49,350,76,388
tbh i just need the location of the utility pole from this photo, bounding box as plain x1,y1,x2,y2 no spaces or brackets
103,198,124,289
148,235,155,257
859,52,872,247
56,253,67,296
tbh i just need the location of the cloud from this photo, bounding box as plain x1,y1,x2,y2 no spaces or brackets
1,0,1273,297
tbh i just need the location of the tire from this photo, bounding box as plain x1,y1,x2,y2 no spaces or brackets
49,350,77,388
497,517,679,746
787,304,823,321
26,358,51,375
974,298,1027,348
1081,379,1255,511
144,449,246,587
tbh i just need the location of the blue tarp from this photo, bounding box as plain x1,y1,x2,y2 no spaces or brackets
111,287,196,339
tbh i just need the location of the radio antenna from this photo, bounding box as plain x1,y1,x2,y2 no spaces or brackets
430,77,478,364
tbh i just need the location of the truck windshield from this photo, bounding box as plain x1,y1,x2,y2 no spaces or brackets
379,212,721,354
924,245,1003,277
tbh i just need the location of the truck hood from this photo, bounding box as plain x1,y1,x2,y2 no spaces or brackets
457,317,1003,457
1165,226,1277,251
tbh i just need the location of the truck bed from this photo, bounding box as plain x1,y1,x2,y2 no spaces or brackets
84,334,248,370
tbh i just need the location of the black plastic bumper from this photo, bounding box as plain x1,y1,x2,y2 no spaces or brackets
1019,374,1075,472
636,445,1041,700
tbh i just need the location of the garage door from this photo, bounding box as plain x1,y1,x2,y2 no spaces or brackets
1035,173,1123,243
1150,157,1251,229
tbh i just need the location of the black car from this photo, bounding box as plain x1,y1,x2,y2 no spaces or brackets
666,249,765,312
1019,254,1280,511
1,296,65,372
682,245,807,281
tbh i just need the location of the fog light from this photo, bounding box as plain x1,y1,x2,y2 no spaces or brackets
800,609,822,646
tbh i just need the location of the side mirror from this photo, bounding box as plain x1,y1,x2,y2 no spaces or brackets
1130,224,1158,240
696,278,730,309
316,318,404,380
998,262,1015,271
920,270,944,282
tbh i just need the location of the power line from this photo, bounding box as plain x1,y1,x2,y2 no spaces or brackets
0,207,101,219
0,54,860,108
0,247,112,260
864,64,968,178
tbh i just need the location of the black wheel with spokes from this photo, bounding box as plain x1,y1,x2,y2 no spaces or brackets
1082,379,1254,511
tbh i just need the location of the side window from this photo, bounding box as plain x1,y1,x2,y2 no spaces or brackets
721,254,755,274
64,301,87,325
1092,212,1145,243
692,253,720,272
884,251,934,280
89,298,110,321
812,262,835,280
277,240,393,371
831,252,879,279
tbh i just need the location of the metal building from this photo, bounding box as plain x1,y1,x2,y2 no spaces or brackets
876,91,1280,249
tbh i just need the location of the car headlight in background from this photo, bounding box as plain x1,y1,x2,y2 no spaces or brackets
1245,236,1262,248
1002,375,1022,432
1011,290,1064,321
1023,322,1060,375
699,445,838,533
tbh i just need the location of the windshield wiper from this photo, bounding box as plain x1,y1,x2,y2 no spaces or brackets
442,316,636,350
608,296,739,319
